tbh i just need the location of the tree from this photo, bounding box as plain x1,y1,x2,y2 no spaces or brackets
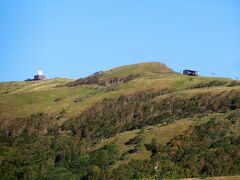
134,128,145,153
88,165,101,179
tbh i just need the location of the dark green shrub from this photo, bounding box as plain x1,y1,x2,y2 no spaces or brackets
54,97,62,102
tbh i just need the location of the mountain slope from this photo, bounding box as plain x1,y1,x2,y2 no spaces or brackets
0,62,240,179
0,62,234,122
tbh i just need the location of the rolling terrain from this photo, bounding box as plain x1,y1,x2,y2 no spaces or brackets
0,62,240,179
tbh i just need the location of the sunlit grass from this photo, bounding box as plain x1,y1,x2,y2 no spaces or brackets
0,62,238,125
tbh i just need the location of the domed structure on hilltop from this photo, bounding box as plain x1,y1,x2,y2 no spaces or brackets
34,70,45,80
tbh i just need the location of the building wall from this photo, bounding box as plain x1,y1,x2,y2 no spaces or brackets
34,75,45,80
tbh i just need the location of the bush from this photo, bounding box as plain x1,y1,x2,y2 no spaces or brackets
54,97,62,102
73,98,82,103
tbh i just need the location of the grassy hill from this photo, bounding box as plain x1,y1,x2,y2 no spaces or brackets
0,62,240,179
0,62,235,122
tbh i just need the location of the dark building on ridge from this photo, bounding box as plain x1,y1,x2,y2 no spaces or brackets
183,69,199,76
25,70,45,81
34,74,45,80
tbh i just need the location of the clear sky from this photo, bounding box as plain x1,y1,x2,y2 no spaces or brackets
0,0,239,82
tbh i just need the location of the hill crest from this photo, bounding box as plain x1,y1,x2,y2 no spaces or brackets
66,62,173,87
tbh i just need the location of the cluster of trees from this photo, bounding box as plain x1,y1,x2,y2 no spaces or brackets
107,118,240,179
1,113,240,179
155,119,240,178
62,89,174,142
0,134,121,179
0,113,52,137
65,72,139,87
62,89,240,144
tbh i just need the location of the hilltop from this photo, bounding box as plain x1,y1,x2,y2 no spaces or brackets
65,62,173,86
0,62,240,179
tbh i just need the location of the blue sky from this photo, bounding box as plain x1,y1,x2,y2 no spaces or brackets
0,0,239,82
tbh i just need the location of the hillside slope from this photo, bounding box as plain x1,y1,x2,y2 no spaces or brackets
0,62,240,179
0,62,235,122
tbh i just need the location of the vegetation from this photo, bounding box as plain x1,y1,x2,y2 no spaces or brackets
108,116,240,179
0,62,240,179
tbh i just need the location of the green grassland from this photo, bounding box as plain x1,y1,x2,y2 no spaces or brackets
101,61,173,78
0,62,237,123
